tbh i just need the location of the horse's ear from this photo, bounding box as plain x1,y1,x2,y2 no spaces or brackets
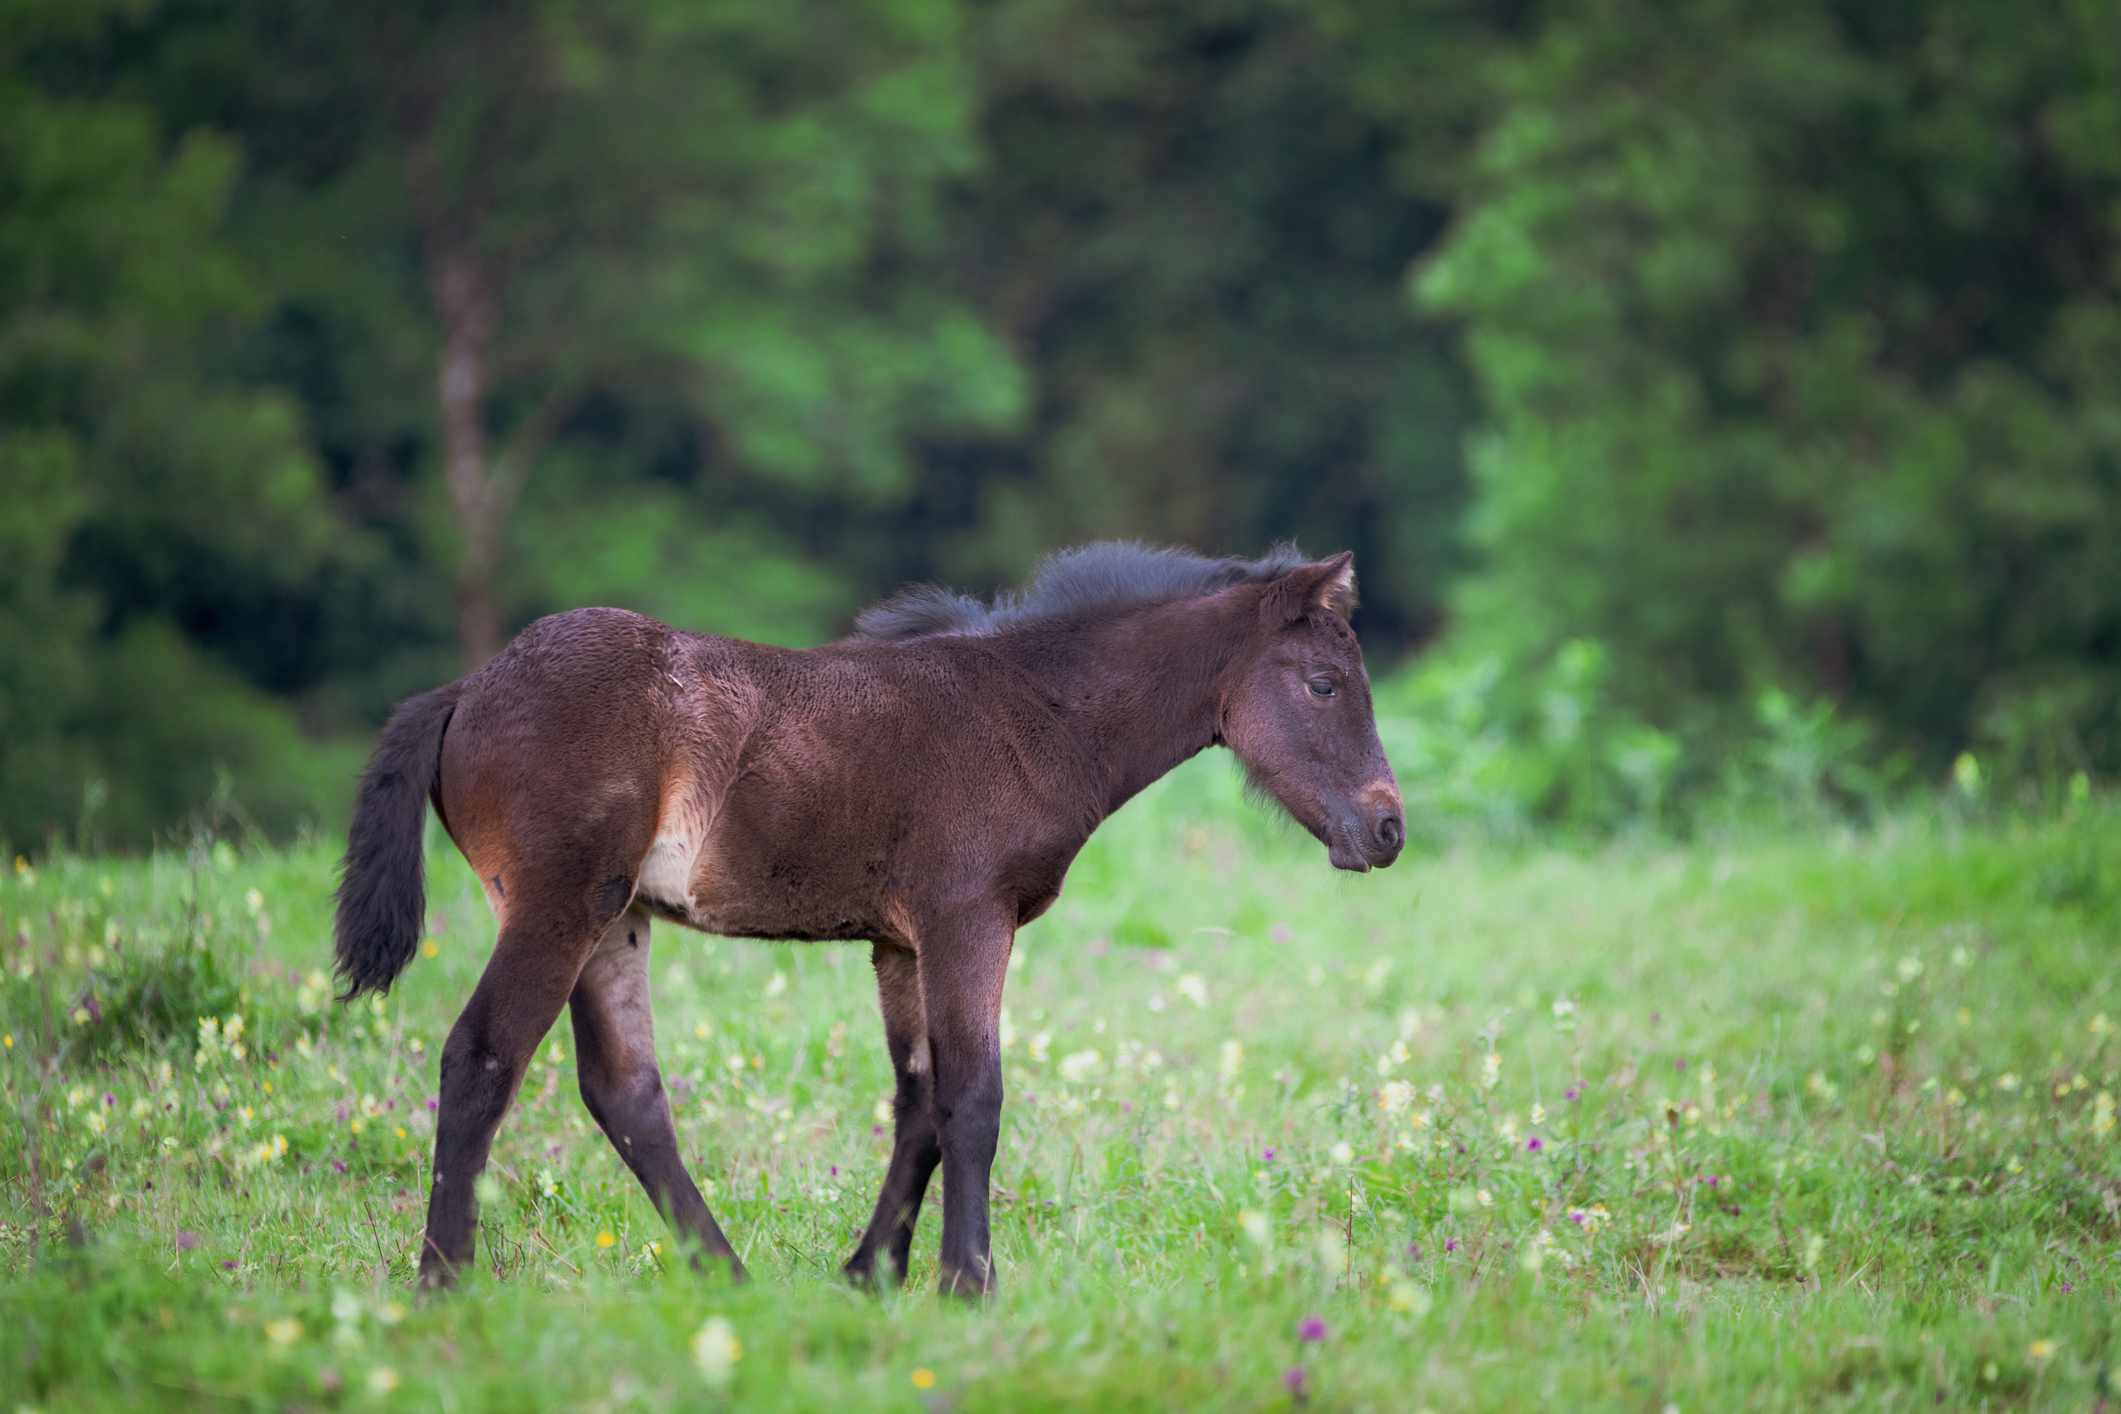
1262,551,1356,625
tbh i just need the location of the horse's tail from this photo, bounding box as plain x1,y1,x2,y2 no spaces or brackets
334,682,461,1000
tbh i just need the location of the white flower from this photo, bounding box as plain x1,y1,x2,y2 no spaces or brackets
1058,1049,1102,1084
692,1316,742,1387
1176,974,1208,1008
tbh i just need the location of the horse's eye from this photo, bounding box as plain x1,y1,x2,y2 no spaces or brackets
1307,677,1336,699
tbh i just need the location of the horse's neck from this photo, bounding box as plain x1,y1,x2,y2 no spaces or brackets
1018,596,1246,819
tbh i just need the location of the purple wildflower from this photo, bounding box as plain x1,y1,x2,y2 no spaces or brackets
426,1096,439,1112
1565,1084,1582,1102
1525,1136,1543,1152
330,1158,348,1175
175,1230,199,1251
1262,1147,1277,1162
1298,1315,1327,1343
1444,1237,1461,1253
1283,1366,1308,1399
1674,1058,1688,1072
1406,1242,1423,1262
2062,1282,2074,1294
1568,1210,1588,1226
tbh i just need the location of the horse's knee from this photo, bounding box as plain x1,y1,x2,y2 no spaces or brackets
437,1007,530,1116
581,1059,658,1116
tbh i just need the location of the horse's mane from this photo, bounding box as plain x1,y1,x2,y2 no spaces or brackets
852,541,1313,642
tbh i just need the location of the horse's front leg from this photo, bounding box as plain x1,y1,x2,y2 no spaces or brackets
917,910,1013,1298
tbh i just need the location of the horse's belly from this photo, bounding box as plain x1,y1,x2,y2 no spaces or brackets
640,834,880,942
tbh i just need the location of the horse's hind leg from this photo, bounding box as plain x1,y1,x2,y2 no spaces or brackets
845,943,941,1287
569,905,742,1276
419,884,612,1289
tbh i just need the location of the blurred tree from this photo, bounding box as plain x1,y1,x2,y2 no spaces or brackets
1,0,350,847
171,0,1023,663
1408,0,2121,776
902,0,1475,645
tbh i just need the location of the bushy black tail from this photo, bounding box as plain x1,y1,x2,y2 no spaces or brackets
334,683,460,999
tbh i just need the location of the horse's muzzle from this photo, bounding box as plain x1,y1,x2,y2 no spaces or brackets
1327,792,1403,872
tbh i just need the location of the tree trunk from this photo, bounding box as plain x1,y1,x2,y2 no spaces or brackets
431,249,503,668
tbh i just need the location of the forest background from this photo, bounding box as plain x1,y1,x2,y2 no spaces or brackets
6,0,2117,848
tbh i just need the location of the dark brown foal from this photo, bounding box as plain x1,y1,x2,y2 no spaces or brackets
335,542,1403,1296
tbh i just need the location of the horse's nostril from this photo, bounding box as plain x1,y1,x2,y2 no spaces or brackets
1376,814,1403,851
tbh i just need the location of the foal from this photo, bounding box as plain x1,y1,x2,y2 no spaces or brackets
334,543,1403,1295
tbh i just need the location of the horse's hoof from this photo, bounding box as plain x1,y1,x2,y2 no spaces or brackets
937,1264,993,1302
844,1251,906,1291
416,1262,462,1296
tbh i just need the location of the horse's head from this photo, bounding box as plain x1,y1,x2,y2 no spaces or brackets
1220,552,1403,872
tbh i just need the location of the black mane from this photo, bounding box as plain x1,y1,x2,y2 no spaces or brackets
853,541,1309,642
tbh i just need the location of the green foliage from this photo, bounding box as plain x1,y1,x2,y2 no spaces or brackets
3,786,2118,1406
0,29,353,851
1374,643,1926,838
1412,0,2121,783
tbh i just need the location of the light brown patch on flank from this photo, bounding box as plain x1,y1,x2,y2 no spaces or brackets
637,764,712,915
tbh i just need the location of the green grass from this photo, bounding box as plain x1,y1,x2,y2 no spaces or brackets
3,762,2118,1410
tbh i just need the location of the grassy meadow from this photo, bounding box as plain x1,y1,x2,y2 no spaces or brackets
3,761,2118,1410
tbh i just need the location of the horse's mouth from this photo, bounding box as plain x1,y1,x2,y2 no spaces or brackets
1326,821,1372,872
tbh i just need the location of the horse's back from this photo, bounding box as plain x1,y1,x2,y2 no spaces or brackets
430,607,1084,936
